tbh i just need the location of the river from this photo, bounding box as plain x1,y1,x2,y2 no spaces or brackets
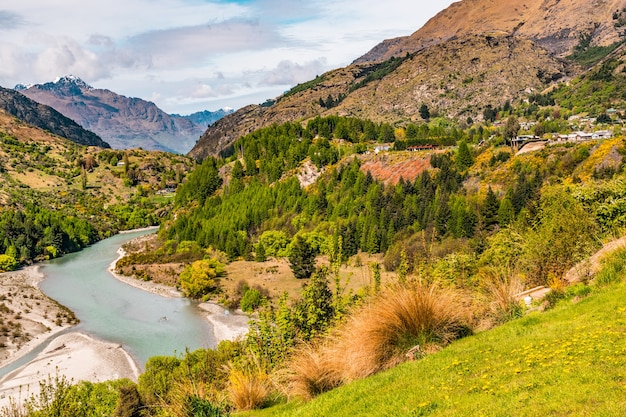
37,229,215,369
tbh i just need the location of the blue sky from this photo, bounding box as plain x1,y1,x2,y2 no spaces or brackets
0,0,456,114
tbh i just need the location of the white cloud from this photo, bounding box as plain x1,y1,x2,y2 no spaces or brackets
261,59,327,86
0,0,456,113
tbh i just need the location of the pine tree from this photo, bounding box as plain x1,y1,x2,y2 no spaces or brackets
288,235,316,279
482,186,500,229
456,141,474,170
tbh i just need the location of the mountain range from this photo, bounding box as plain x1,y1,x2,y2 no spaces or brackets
15,76,232,154
188,0,626,159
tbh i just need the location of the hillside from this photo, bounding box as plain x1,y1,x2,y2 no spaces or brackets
248,274,626,416
189,33,570,159
189,0,626,160
16,76,213,154
356,0,626,63
0,87,109,148
0,107,194,266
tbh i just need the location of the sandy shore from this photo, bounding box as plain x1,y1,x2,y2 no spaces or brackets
0,266,75,370
197,302,250,342
0,332,139,407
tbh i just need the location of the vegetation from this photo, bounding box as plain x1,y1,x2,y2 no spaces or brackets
7,34,626,416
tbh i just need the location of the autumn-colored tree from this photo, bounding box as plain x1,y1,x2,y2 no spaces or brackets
179,258,226,298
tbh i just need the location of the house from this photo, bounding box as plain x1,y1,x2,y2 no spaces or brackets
406,144,438,152
592,130,613,140
374,145,391,154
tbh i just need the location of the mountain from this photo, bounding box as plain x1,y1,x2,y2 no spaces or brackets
174,109,234,129
355,0,626,63
15,76,226,154
0,86,109,148
188,34,571,160
189,0,626,160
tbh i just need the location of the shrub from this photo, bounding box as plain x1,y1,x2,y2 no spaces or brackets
479,266,524,323
179,258,226,299
288,283,473,398
0,255,18,272
240,288,263,313
286,345,341,401
226,356,272,411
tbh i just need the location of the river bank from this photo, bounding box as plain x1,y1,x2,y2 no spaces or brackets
0,229,249,407
109,235,250,343
0,266,140,407
0,332,139,407
0,266,75,370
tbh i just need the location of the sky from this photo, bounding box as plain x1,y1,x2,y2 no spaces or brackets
0,0,456,115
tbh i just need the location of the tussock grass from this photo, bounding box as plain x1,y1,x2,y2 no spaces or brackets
242,261,626,417
227,354,274,411
287,283,473,399
479,266,524,323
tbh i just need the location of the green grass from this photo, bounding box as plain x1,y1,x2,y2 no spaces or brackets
242,282,626,416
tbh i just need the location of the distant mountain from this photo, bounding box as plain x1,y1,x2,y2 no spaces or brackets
0,86,109,148
15,77,228,154
174,109,234,129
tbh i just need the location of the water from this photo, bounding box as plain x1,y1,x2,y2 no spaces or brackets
37,229,215,369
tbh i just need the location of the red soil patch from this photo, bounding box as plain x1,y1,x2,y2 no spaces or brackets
359,152,434,185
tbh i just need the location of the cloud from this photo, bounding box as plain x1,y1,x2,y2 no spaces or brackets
0,11,25,30
126,18,286,68
261,59,327,86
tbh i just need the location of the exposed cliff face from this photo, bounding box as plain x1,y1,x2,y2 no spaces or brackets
355,0,626,63
17,77,206,154
189,34,572,159
0,87,109,148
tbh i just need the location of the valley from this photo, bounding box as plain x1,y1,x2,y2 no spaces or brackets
1,0,626,416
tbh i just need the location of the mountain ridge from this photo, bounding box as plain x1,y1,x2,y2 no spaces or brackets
355,0,626,63
16,77,230,154
0,87,109,148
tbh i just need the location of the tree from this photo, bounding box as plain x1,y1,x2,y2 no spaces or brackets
179,258,225,298
293,267,335,340
254,241,267,262
456,141,474,170
288,235,316,279
419,104,430,121
81,166,87,190
504,116,520,145
482,187,500,229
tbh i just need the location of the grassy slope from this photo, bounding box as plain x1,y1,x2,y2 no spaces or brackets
246,283,626,416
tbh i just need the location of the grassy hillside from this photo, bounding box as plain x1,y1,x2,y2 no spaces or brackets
0,109,194,266
245,274,626,416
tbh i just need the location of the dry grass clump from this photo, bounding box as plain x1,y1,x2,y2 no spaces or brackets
226,355,274,411
287,282,473,399
479,266,524,323
285,344,342,400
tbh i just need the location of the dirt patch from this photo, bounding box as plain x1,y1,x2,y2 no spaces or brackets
358,152,435,185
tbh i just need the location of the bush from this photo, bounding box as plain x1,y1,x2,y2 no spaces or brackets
0,255,18,272
240,288,263,313
179,258,226,299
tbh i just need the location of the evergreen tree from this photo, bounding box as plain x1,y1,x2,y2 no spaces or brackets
288,235,316,279
456,141,474,171
419,103,431,121
482,186,500,229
